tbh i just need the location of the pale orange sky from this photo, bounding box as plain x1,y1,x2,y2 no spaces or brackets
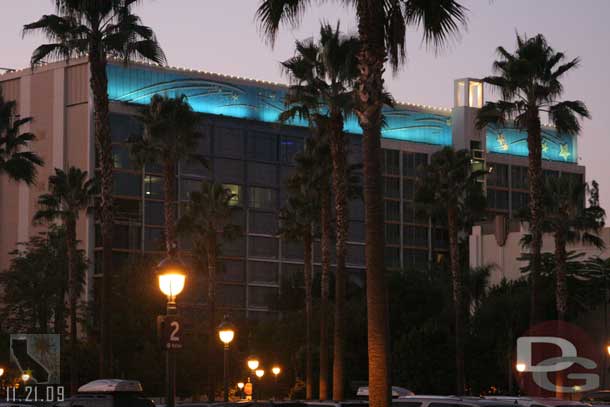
1,0,609,208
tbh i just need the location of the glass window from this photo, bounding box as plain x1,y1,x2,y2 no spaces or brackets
511,166,528,189
385,246,400,269
348,199,364,221
110,113,142,142
385,223,400,245
433,228,449,249
383,149,400,175
347,244,365,265
543,170,559,181
181,155,211,177
223,236,245,257
181,178,201,200
404,202,427,224
488,188,509,210
248,286,278,308
230,208,245,228
282,240,303,260
249,187,277,210
219,260,245,282
384,200,400,221
249,211,278,235
487,163,508,187
280,136,303,163
348,139,362,165
144,227,165,251
404,225,428,247
249,261,279,283
512,191,529,212
403,178,415,200
112,145,135,170
403,249,428,269
218,284,245,308
248,132,277,161
280,166,295,187
144,175,163,199
145,201,164,226
113,172,141,197
383,177,400,198
248,162,278,186
249,236,278,258
403,152,427,176
113,223,141,250
348,221,364,242
114,198,141,223
224,184,242,206
214,158,244,183
214,126,243,158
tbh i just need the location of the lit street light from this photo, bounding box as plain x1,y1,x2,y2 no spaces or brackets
157,256,187,407
255,368,265,378
516,362,526,373
255,369,264,401
247,356,260,371
271,365,281,400
237,382,245,400
0,368,4,377
21,372,30,383
218,315,236,402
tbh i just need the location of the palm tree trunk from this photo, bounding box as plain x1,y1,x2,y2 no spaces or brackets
526,111,543,326
207,232,218,401
319,190,331,400
164,159,177,255
304,224,313,400
555,231,568,320
66,218,79,394
355,3,391,407
89,49,114,377
330,113,347,401
447,205,464,395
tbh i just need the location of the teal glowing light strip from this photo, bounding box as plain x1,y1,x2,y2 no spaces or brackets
486,127,576,163
107,64,452,146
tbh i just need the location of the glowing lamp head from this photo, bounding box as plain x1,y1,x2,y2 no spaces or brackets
157,257,187,300
21,373,30,382
255,369,264,378
247,357,259,371
218,315,236,345
516,362,526,372
272,366,281,376
0,368,4,377
606,344,610,356
237,382,245,390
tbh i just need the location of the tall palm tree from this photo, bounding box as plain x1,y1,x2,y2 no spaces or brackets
257,3,467,404
34,167,97,393
414,147,485,394
0,92,43,184
129,94,203,256
178,181,240,401
24,0,166,375
522,177,605,320
280,23,358,399
476,33,589,325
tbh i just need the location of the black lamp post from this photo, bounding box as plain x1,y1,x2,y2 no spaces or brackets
157,256,187,407
218,315,236,402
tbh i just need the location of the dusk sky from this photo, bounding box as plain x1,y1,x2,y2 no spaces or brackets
1,0,609,207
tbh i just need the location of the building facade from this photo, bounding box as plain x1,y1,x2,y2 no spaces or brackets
0,59,585,318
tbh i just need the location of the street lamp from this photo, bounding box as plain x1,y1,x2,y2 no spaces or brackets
247,356,260,371
218,315,236,402
255,369,265,401
271,366,281,400
157,256,187,407
0,368,4,377
21,373,30,383
515,362,526,373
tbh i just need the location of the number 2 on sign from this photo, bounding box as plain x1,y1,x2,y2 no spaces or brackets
170,321,180,342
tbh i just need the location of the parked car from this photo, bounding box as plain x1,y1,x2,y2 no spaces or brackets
581,391,610,406
394,395,523,407
485,396,590,407
304,401,369,407
357,387,414,399
53,379,154,407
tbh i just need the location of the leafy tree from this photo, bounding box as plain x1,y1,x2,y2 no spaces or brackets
280,23,358,398
476,33,590,325
130,94,203,255
414,147,485,394
0,91,43,184
258,2,468,402
24,0,166,375
178,180,240,400
521,177,605,320
34,167,96,392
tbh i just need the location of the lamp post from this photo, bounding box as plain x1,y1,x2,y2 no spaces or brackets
157,256,187,407
237,382,245,400
271,366,281,400
255,369,265,401
218,315,236,402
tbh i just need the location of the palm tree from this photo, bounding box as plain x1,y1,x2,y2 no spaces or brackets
129,94,203,256
24,0,166,375
34,167,97,393
475,33,590,325
257,3,467,403
178,181,240,401
280,23,358,399
414,147,485,394
0,92,43,184
521,177,605,320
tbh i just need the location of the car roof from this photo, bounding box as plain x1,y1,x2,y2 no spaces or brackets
78,379,143,393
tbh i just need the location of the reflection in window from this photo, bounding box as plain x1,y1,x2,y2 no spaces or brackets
249,187,277,210
224,184,242,206
144,175,163,199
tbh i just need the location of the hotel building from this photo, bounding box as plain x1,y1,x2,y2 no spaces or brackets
0,59,585,318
